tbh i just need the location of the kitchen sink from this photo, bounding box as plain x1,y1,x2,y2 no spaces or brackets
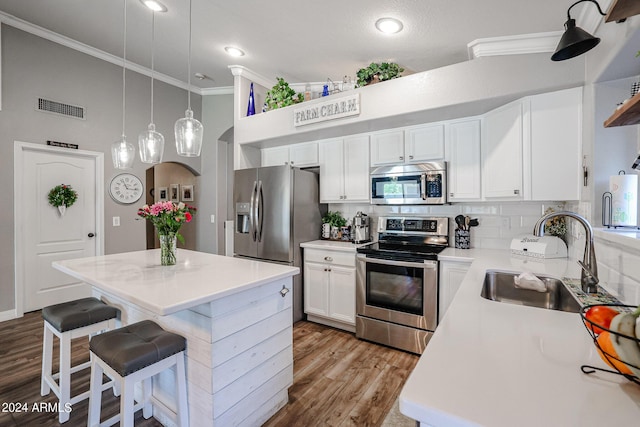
480,270,581,313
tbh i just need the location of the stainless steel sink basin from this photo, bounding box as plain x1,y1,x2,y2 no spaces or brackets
480,270,581,313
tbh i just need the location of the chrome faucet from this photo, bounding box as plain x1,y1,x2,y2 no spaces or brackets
533,211,599,293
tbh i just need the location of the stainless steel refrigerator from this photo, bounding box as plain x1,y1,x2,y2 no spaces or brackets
234,165,326,321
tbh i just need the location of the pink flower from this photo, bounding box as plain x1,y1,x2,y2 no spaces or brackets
185,212,192,223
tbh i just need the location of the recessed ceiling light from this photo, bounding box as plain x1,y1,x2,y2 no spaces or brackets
225,46,245,57
140,0,167,12
375,17,403,34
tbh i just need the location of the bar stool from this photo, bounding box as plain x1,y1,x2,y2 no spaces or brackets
41,297,120,423
88,320,188,427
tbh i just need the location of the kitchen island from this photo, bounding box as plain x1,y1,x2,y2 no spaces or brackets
53,249,299,427
400,248,640,427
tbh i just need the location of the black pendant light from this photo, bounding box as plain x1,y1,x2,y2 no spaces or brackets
551,0,606,61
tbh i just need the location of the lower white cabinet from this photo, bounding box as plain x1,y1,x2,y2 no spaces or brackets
303,247,356,331
439,259,472,322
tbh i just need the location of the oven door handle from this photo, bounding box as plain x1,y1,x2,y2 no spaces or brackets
357,254,436,269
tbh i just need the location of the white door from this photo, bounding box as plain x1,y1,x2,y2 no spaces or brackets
15,142,103,313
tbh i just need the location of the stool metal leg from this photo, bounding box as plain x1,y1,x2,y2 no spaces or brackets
40,322,53,396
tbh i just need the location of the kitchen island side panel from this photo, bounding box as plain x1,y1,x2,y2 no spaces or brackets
92,276,293,426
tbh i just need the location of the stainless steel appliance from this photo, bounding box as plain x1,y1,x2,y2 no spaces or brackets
234,165,326,321
356,216,449,354
352,211,370,244
370,162,447,205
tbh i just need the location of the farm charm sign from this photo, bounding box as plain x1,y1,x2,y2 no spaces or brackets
293,93,360,127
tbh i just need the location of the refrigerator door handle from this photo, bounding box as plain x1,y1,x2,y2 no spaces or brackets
257,180,264,242
250,180,258,242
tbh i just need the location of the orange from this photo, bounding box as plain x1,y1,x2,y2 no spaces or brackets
596,331,633,375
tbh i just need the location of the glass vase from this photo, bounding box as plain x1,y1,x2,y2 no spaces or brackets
159,233,177,266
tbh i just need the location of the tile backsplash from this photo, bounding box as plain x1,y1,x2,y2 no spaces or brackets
329,201,566,250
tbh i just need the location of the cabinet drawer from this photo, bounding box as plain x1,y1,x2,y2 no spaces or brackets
304,248,356,267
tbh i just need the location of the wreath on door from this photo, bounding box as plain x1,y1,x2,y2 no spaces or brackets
48,184,78,216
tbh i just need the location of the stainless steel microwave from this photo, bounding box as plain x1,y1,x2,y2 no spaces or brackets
370,162,447,205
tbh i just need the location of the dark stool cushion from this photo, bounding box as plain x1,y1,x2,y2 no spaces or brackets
42,297,119,333
90,320,186,377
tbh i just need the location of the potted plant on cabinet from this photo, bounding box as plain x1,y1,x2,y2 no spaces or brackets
356,62,404,87
264,77,304,111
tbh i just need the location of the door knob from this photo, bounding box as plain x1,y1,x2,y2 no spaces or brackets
88,233,95,238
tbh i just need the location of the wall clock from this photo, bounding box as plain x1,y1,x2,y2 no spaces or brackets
109,173,143,204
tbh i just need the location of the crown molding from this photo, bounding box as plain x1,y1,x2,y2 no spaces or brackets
201,86,234,96
0,10,204,96
467,31,563,59
228,65,274,89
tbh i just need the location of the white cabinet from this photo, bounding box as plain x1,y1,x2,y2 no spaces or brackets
446,119,482,201
319,135,369,203
439,259,472,322
303,248,356,331
370,124,445,166
525,87,582,201
482,100,523,199
262,141,319,167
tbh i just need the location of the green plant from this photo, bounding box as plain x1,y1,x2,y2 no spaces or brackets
322,211,347,228
264,77,304,111
356,62,404,87
47,184,78,208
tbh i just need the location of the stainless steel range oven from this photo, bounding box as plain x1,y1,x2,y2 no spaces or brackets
356,216,448,354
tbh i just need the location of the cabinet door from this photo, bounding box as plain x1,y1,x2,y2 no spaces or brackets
289,142,319,168
439,261,471,322
482,101,523,199
447,119,482,201
405,124,445,162
319,138,345,203
527,87,582,201
328,266,356,325
343,135,370,202
261,146,289,167
304,262,329,317
370,130,405,166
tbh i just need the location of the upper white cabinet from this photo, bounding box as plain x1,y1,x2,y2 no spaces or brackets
446,119,482,201
370,123,445,166
262,141,319,167
482,87,582,201
319,135,370,203
482,100,523,199
525,87,582,201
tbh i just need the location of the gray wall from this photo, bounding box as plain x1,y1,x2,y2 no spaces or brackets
1,25,202,312
199,93,233,255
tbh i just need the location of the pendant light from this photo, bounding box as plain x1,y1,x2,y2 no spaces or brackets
551,0,606,61
112,0,135,169
175,0,204,157
138,10,165,164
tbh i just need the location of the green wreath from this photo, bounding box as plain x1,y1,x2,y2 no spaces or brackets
48,184,78,208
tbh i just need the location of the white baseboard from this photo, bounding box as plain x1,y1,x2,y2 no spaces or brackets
0,309,18,322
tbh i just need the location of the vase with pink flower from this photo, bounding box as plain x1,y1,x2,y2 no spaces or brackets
137,201,196,265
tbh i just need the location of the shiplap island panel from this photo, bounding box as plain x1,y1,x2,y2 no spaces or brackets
53,249,299,427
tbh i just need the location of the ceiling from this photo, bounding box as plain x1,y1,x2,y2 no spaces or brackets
0,0,590,90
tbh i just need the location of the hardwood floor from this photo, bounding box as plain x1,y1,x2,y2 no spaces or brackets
264,321,419,427
0,313,417,426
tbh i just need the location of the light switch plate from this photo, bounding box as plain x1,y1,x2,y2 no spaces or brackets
211,214,215,223
113,216,120,227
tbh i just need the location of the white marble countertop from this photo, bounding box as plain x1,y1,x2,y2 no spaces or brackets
400,248,640,426
300,239,372,251
53,249,299,316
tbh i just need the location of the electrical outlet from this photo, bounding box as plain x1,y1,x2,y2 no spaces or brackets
210,214,215,224
113,216,120,227
501,217,510,229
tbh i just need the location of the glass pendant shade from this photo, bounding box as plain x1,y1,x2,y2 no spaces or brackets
138,123,165,164
175,109,203,157
112,135,135,169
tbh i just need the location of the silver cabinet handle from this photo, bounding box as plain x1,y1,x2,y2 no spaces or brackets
399,156,404,160
290,161,294,165
343,195,347,200
280,285,290,298
324,256,333,261
449,193,454,197
514,189,520,195
409,155,414,159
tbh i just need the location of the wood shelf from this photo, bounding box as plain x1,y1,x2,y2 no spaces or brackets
605,0,640,22
604,90,640,127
